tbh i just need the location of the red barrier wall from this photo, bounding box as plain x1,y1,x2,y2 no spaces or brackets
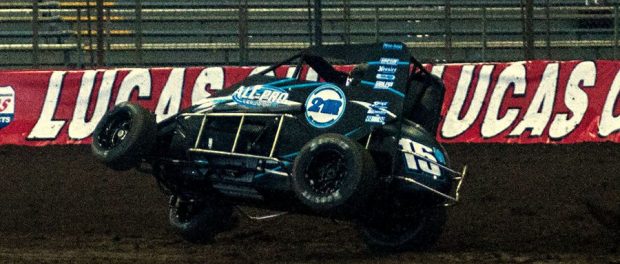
2,61,620,145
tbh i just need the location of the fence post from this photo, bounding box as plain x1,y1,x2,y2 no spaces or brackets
86,0,95,68
615,4,618,59
482,7,487,62
238,0,249,65
32,0,40,69
307,0,313,45
374,5,379,43
77,8,83,68
105,7,111,64
134,0,143,66
343,0,351,45
521,0,535,60
96,0,105,66
444,0,452,61
314,0,322,45
545,0,551,59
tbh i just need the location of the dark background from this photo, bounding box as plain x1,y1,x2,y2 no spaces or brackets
0,144,617,263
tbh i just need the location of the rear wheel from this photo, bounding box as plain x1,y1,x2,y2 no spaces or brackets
91,102,156,170
168,196,237,243
291,134,377,214
357,197,446,252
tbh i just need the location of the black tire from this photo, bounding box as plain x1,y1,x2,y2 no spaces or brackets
168,196,237,244
91,102,156,171
357,199,447,252
291,133,377,213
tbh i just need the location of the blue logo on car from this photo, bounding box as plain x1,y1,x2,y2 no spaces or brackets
382,43,403,50
305,84,346,128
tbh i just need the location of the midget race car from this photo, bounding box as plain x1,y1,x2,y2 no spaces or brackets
91,42,466,251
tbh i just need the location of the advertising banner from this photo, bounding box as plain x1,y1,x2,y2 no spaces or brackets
1,60,620,145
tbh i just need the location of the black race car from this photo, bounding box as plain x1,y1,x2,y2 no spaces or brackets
91,42,466,251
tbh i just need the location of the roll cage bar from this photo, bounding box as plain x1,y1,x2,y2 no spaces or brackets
256,44,433,92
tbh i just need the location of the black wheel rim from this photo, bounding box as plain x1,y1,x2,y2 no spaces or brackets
172,197,202,223
96,111,132,150
304,149,348,195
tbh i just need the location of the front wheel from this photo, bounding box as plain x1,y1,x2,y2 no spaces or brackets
291,134,377,214
91,102,156,170
356,198,447,252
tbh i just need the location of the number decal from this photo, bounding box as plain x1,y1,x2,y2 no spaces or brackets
307,98,323,112
305,84,346,128
399,138,441,177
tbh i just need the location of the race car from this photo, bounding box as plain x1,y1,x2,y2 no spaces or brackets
91,42,466,251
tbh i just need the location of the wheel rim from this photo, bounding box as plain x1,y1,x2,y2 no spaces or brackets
96,111,132,150
172,197,201,223
304,149,348,195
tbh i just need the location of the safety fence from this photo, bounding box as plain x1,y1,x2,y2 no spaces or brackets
1,0,620,68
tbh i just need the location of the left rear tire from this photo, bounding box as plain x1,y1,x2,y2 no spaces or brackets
356,198,447,252
168,196,237,243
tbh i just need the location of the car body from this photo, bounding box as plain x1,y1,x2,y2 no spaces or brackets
91,42,465,251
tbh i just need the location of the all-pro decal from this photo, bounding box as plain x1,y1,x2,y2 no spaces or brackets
305,84,346,128
0,86,15,129
232,85,289,108
399,138,442,178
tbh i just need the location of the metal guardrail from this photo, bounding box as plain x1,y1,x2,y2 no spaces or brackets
1,1,619,68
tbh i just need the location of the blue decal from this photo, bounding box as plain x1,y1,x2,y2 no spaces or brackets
433,148,446,164
365,101,389,125
376,73,396,81
265,78,295,85
305,84,346,128
281,82,322,90
0,86,15,129
232,85,289,108
383,43,403,50
368,61,409,66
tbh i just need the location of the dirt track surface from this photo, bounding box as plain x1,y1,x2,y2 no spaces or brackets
0,144,618,263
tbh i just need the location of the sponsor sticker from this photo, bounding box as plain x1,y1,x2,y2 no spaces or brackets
379,57,400,66
378,65,397,74
382,43,403,50
0,86,15,129
232,85,289,108
305,84,346,128
365,101,389,125
376,73,396,81
374,80,394,90
399,138,442,177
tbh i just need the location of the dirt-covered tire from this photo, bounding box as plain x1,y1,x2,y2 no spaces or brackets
357,200,447,252
168,196,236,244
291,133,377,214
91,102,156,171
